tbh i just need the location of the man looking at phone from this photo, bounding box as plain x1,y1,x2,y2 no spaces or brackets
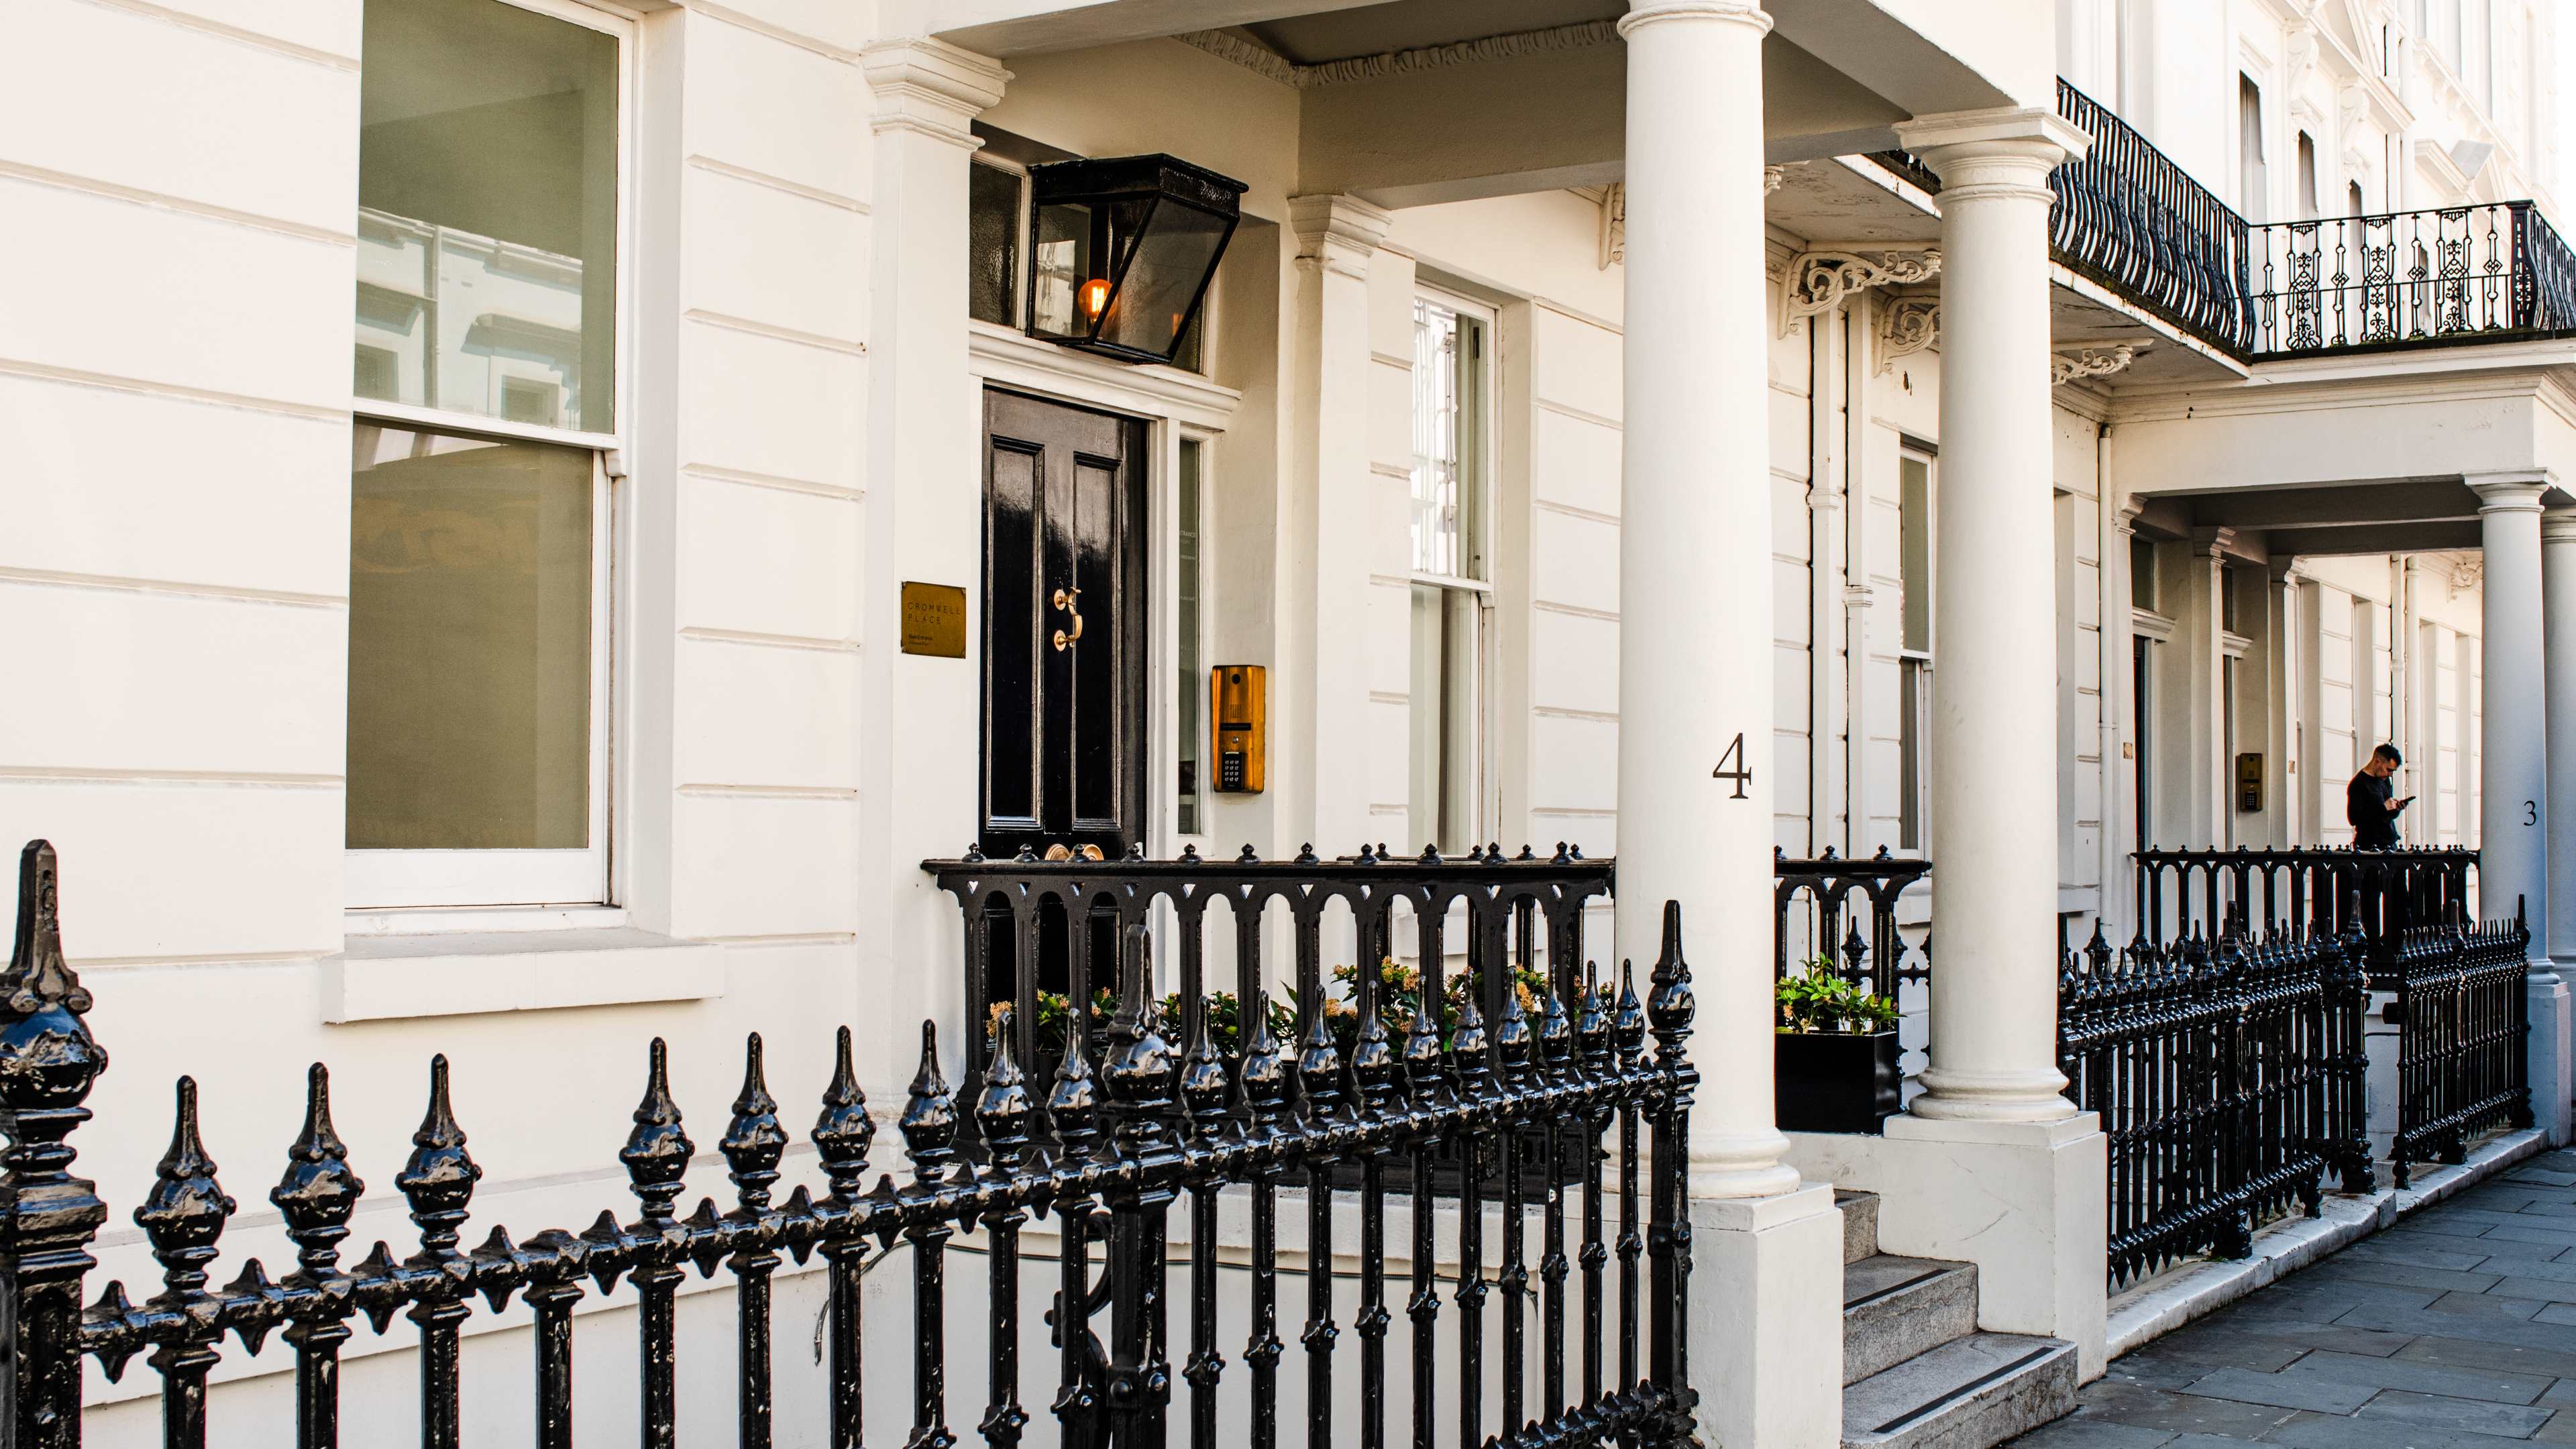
2347,743,2413,849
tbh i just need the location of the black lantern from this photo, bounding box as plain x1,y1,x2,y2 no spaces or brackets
1026,154,1246,366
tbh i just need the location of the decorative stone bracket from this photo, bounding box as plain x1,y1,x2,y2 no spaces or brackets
1778,248,1941,336
1599,167,1784,270
1875,297,1939,376
2049,345,2138,386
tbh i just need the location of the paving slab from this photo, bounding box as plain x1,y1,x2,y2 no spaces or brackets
2180,1368,2379,1414
2426,1290,2548,1320
2262,1408,2539,1449
2078,1382,2304,1438
2279,1349,2557,1405
2396,1336,2576,1381
2337,1303,2576,1353
2011,1415,2183,1449
2310,1261,2508,1296
2355,1389,2555,1438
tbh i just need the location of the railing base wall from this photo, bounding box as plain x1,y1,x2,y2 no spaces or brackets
2530,975,2576,1148
1683,1185,1845,1449
1782,1114,2110,1380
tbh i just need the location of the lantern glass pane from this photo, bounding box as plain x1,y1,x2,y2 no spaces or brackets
1031,199,1101,339
1097,202,1228,360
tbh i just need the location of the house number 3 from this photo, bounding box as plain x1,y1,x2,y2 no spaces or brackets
1712,733,1752,800
2528,799,2540,826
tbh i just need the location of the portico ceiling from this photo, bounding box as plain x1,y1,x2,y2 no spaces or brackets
1238,0,1623,62
2129,478,2569,559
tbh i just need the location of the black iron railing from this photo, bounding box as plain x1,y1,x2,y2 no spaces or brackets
1868,83,2576,364
1773,847,1930,1001
2249,203,2576,355
2051,79,2261,356
2058,920,2368,1287
2134,845,2477,946
924,843,1614,1087
0,840,1702,1449
2376,910,2534,1188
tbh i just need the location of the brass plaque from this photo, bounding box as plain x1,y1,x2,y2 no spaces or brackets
900,582,968,658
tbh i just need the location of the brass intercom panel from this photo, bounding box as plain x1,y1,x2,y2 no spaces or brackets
2236,752,2263,813
1212,665,1266,794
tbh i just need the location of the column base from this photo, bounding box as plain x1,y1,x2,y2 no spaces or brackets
1685,1182,1845,1449
1784,1114,2108,1379
2530,971,2574,1147
1911,1066,2080,1123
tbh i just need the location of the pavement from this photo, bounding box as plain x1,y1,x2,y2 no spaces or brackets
2008,1146,2576,1449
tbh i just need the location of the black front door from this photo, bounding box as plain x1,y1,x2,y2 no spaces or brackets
979,388,1149,863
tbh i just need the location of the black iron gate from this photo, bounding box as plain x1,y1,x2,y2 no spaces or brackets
0,841,1701,1449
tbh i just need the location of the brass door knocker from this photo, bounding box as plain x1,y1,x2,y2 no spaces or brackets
1051,586,1085,651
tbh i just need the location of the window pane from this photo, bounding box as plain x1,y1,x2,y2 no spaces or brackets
356,0,619,432
1410,299,1483,580
1177,439,1203,835
1099,201,1227,359
349,425,593,850
1898,455,1931,653
969,161,1021,326
1408,584,1479,853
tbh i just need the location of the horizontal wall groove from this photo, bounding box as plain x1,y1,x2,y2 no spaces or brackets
1534,397,1622,431
0,566,347,609
1532,599,1619,623
1534,498,1619,526
1533,705,1618,723
684,309,867,356
677,626,861,653
68,0,360,69
74,949,333,971
681,462,863,501
675,782,860,800
0,356,347,422
691,930,858,948
0,160,356,247
686,155,869,213
0,765,342,789
688,0,862,64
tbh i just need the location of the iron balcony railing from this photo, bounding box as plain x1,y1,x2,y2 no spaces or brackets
2248,202,2576,354
1773,846,1931,1002
1869,80,2576,363
2049,79,2261,356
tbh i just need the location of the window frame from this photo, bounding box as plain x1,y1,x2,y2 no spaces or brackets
1407,284,1500,854
1895,441,1937,853
344,0,637,912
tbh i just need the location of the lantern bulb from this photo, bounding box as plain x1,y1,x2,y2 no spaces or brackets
1081,278,1110,319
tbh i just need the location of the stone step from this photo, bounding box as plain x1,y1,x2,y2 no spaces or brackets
1840,1333,2078,1449
1838,1189,1881,1264
1842,1255,1979,1385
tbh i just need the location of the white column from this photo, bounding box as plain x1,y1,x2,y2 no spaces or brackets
1621,7,1840,1448
2545,508,2576,968
855,38,1009,1089
1860,105,2108,1378
2479,474,2574,1146
1907,109,2089,1126
2472,475,2551,945
1614,0,1794,1201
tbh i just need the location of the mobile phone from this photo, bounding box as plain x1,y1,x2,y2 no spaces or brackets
2394,795,2416,810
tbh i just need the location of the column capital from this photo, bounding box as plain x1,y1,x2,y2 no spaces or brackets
2469,469,2557,512
861,36,1009,148
1287,193,1391,276
1617,0,1772,38
1896,107,2091,201
2542,508,2576,543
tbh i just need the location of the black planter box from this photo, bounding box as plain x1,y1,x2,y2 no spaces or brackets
1774,1030,1902,1134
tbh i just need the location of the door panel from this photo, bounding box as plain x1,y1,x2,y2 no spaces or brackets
980,390,1147,861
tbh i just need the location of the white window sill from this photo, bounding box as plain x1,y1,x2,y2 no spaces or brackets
324,926,727,1024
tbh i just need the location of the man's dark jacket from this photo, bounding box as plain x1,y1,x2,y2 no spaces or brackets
2347,770,2399,849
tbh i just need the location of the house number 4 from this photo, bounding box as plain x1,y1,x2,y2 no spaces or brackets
1713,733,1752,800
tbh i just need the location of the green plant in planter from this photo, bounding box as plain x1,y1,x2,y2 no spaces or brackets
1775,957,1898,1034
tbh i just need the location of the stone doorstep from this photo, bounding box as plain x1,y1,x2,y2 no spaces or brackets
2104,1128,2553,1360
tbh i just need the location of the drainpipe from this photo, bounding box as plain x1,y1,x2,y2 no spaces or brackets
1809,310,1843,856
2097,420,2123,934
1845,293,1874,855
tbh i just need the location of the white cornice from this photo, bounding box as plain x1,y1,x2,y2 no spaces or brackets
1173,20,1619,91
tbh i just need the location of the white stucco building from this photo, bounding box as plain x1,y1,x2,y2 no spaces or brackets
5,1,2574,1446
